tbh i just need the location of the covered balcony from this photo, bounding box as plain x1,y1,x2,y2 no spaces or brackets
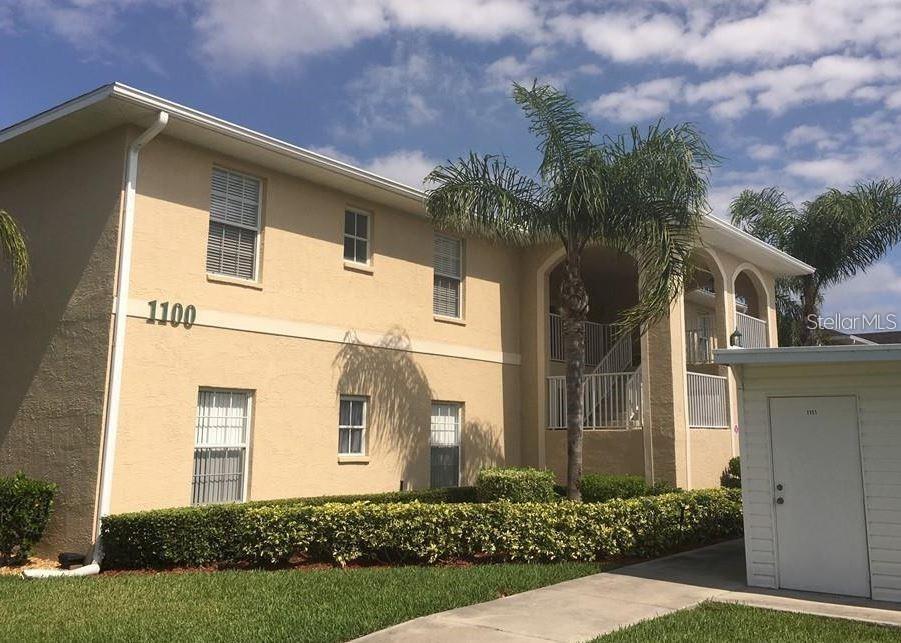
545,246,641,430
734,270,769,348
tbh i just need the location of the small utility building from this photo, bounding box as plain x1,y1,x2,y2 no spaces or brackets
716,345,901,602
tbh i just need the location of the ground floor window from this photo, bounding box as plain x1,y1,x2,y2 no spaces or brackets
192,389,251,505
430,402,461,488
339,396,367,455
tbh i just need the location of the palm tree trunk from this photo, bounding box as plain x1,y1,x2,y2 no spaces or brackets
798,276,819,346
560,249,589,501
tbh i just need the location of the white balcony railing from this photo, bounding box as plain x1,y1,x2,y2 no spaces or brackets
736,311,768,348
547,370,642,429
686,371,729,428
686,330,716,364
548,313,613,366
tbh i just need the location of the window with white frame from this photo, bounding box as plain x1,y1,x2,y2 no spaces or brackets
206,167,261,280
192,389,251,505
338,396,367,455
430,402,461,488
433,234,463,318
343,209,370,264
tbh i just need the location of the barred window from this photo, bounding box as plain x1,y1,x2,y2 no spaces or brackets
430,402,461,488
192,389,250,505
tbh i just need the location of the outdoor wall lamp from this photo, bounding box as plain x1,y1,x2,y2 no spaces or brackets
730,329,743,347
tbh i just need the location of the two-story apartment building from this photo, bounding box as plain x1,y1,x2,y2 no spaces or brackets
0,84,814,555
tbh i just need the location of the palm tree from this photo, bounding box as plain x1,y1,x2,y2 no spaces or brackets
425,83,716,499
731,181,901,346
0,208,28,301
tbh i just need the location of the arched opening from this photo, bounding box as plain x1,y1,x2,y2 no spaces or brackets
544,246,642,431
683,250,726,368
733,267,769,348
683,250,730,430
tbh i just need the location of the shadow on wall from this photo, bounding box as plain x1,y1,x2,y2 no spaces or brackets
333,327,433,487
333,327,504,488
461,420,503,484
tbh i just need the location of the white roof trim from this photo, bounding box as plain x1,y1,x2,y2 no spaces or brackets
714,344,901,365
701,215,813,275
1,82,815,276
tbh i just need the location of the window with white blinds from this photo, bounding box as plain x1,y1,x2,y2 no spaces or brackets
192,389,251,505
430,402,461,488
433,234,462,318
206,167,261,280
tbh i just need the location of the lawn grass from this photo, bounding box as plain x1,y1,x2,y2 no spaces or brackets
0,561,603,642
595,601,901,642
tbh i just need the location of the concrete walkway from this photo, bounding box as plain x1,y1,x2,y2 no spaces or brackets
356,540,901,642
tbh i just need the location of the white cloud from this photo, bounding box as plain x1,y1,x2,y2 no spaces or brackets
887,88,901,110
558,1,901,70
588,78,683,122
784,125,837,150
385,0,541,41
195,0,388,71
308,146,437,188
823,261,901,322
785,153,886,184
365,149,438,188
747,144,779,161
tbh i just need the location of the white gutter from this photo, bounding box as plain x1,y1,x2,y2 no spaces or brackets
24,112,169,580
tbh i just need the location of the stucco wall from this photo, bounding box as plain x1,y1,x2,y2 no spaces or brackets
689,428,733,488
544,429,645,482
111,311,518,511
0,129,126,554
108,135,522,509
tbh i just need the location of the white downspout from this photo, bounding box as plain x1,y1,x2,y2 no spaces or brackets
24,112,169,580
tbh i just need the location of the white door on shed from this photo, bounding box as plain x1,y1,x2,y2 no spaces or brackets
769,396,870,597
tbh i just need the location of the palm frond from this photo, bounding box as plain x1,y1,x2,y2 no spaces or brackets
813,179,901,287
729,187,797,249
0,209,28,301
424,153,551,245
512,82,595,185
599,123,716,330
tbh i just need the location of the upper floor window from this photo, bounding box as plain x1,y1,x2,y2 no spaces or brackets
207,167,261,280
433,234,463,318
344,209,370,264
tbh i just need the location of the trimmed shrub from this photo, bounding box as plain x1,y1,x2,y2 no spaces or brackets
245,486,478,508
100,488,741,569
721,457,741,489
476,467,556,503
581,474,675,503
0,472,57,564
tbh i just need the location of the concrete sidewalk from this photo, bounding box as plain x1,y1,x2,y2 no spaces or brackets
356,540,901,642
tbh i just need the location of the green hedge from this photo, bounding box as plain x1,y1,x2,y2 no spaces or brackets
580,474,675,503
476,467,556,503
245,486,478,508
100,489,742,569
721,457,741,489
0,472,57,564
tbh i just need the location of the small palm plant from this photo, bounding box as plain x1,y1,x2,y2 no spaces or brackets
425,83,716,499
0,209,28,301
731,181,901,345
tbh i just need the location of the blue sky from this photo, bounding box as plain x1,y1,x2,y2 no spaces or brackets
2,1,901,326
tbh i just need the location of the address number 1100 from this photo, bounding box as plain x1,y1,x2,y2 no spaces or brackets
147,300,197,328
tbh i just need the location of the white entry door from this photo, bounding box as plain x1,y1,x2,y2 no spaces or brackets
769,396,870,597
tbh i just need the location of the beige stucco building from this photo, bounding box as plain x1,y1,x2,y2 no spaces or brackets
0,84,813,555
